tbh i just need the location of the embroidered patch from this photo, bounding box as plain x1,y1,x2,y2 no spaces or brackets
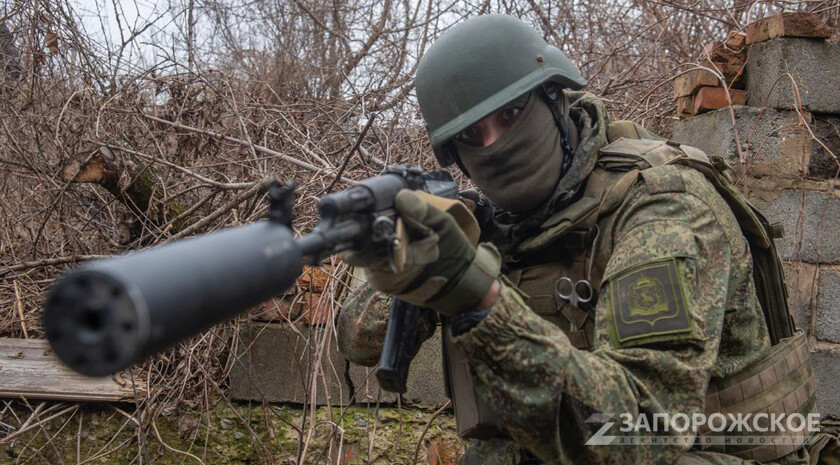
610,258,692,346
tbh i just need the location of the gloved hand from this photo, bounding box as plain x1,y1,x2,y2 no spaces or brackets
339,190,501,316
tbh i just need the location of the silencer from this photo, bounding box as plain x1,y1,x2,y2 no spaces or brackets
44,221,303,376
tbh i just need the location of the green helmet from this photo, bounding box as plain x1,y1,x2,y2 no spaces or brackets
415,14,587,167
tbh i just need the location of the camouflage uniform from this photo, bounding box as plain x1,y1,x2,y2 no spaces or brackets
337,91,824,464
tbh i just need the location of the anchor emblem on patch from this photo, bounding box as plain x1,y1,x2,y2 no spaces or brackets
610,258,693,346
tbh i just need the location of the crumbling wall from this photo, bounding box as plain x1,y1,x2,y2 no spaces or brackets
671,13,840,419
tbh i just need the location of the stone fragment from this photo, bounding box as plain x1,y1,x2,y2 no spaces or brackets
758,189,840,264
745,12,832,45
745,38,840,113
674,69,720,99
693,87,746,114
672,106,812,179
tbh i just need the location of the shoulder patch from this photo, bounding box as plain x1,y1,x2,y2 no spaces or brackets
609,258,694,347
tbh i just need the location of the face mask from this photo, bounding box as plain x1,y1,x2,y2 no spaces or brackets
454,92,565,213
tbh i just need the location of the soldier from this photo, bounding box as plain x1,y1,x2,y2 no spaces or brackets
338,14,837,465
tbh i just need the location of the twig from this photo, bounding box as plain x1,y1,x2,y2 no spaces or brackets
411,400,452,465
323,113,377,194
0,255,107,278
138,113,356,184
12,280,28,338
168,178,271,240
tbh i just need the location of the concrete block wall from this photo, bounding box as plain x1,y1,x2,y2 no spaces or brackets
673,36,840,419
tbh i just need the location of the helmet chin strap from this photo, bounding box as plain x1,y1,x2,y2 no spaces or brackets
539,83,575,179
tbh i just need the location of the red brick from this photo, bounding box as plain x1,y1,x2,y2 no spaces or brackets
700,57,745,86
427,439,459,465
745,12,832,45
297,265,332,293
673,69,720,99
692,87,746,115
703,40,746,64
338,443,360,464
725,31,747,48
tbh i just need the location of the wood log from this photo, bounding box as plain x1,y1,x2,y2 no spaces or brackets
62,147,194,236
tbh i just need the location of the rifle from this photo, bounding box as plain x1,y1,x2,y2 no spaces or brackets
43,165,458,395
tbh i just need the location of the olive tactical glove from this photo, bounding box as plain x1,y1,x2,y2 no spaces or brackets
340,190,501,316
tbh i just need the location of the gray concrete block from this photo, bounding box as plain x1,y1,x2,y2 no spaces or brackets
229,323,349,405
229,323,448,407
746,38,840,114
817,268,840,344
671,106,813,179
759,189,840,264
812,346,840,419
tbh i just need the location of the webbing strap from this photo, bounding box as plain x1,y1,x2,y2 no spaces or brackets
699,332,816,461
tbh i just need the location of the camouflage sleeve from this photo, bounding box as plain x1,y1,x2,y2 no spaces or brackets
452,168,758,464
337,280,437,367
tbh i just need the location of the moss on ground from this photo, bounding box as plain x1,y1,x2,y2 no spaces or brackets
1,402,463,464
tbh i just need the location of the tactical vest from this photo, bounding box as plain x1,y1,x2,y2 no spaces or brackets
443,121,815,463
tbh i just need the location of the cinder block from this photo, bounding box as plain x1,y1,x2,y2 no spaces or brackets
817,268,840,344
229,323,448,406
229,323,350,405
745,38,840,113
812,346,840,418
671,105,812,179
348,329,447,406
758,190,840,264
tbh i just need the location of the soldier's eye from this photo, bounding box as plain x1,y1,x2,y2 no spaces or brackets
499,107,522,126
455,125,482,145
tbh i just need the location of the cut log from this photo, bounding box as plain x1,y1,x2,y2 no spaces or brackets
0,338,146,402
62,147,194,235
745,12,832,45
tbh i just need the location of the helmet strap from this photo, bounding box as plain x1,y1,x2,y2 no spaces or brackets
540,83,575,178
442,141,471,178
